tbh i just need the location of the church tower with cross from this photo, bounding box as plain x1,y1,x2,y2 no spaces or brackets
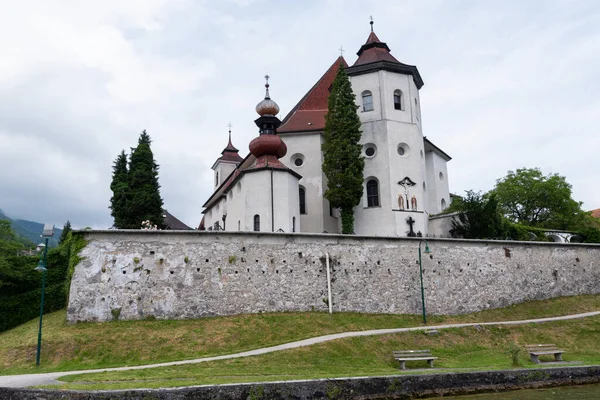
201,22,452,237
202,77,301,232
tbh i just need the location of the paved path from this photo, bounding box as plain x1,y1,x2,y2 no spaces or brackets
1,311,599,388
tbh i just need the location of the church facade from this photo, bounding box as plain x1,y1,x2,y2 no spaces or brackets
201,27,452,237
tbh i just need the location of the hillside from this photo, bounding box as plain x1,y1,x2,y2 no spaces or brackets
1,294,599,378
0,209,62,247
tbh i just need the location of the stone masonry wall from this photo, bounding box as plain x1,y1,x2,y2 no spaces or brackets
67,231,600,322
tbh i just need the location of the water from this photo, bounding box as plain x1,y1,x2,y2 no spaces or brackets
444,383,600,399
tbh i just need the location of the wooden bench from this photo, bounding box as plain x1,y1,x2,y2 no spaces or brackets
525,344,565,363
393,350,437,369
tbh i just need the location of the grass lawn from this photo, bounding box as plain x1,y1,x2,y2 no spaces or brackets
56,316,600,390
1,294,599,378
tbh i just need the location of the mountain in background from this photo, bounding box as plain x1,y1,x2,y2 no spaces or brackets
0,209,62,247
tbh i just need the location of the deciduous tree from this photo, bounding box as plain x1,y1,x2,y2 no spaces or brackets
492,168,586,230
449,191,506,239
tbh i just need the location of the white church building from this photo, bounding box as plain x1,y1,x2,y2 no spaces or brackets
200,26,452,237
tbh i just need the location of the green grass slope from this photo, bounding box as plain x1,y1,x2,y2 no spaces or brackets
1,294,599,378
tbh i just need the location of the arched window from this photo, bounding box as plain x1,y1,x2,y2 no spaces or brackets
292,217,296,233
215,172,219,186
441,198,447,210
253,214,260,231
362,91,374,112
366,179,379,207
299,187,306,214
393,90,403,110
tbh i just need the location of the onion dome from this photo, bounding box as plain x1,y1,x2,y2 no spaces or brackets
255,75,280,116
249,134,287,159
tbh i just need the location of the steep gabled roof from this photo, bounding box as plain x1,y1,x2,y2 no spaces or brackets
163,210,193,230
278,56,348,134
591,208,600,219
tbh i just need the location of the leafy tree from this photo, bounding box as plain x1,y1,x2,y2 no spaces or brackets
449,191,506,239
109,150,130,228
110,131,165,229
492,168,586,230
59,220,72,244
322,64,364,234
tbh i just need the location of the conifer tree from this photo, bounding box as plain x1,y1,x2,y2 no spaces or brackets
126,130,165,229
59,220,72,244
109,131,165,229
109,150,130,228
322,64,364,234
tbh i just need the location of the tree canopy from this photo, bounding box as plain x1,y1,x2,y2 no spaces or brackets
450,167,600,242
322,64,364,234
109,130,165,229
448,191,505,239
492,168,587,230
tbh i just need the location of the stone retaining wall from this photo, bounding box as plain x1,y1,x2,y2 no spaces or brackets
2,366,600,399
66,231,600,323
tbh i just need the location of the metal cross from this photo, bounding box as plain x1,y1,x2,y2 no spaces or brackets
406,216,417,237
339,46,344,57
227,122,232,133
369,15,374,32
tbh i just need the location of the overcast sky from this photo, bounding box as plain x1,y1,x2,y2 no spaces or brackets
1,0,598,229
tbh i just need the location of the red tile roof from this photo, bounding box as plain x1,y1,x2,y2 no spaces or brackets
216,132,243,163
278,56,348,133
353,31,400,66
591,208,600,219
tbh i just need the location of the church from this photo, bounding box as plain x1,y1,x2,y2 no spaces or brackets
200,25,452,237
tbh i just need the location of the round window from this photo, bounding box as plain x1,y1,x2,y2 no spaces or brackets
291,153,305,167
363,143,377,158
397,143,410,157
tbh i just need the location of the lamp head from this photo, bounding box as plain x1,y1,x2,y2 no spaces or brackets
423,243,431,254
42,223,55,238
34,260,47,272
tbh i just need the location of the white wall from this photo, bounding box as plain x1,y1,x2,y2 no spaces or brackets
349,69,428,235
281,132,340,234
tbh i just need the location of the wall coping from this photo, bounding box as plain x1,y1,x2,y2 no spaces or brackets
74,229,600,248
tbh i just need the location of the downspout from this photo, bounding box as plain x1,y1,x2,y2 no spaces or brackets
270,169,274,232
325,252,333,314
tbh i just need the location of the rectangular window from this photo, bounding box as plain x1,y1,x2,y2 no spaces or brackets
299,188,306,214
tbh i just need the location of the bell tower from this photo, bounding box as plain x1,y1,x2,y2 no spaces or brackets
346,23,431,236
211,125,243,189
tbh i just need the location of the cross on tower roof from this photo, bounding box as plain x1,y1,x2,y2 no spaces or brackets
339,45,344,56
369,15,374,32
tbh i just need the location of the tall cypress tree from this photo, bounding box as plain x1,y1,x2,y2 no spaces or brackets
322,64,365,234
109,150,130,228
126,130,165,229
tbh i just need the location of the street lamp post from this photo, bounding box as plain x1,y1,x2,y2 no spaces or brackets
418,240,431,324
35,224,54,367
